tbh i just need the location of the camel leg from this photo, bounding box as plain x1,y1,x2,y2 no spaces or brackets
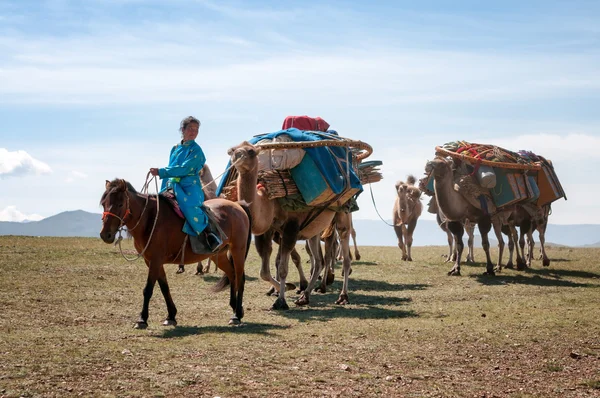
466,222,475,263
511,225,526,270
394,224,407,261
291,248,308,293
405,219,417,261
505,228,515,269
254,230,282,295
492,219,505,272
271,221,300,311
447,221,464,276
478,217,495,276
296,235,325,306
351,225,361,261
538,223,550,267
526,229,535,268
336,222,352,305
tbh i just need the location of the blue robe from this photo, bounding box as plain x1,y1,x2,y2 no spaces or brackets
158,140,208,236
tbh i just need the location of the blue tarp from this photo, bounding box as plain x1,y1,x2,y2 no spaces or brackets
216,128,362,199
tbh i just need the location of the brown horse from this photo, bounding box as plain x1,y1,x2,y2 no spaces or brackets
99,178,252,328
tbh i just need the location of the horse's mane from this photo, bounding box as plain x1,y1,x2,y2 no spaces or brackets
100,179,144,205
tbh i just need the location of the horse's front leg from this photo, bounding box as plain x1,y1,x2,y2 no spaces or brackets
136,260,157,329
157,264,177,326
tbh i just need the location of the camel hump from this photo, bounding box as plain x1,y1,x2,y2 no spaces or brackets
406,175,416,186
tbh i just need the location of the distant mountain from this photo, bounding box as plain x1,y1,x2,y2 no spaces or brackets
1,210,599,248
0,210,101,238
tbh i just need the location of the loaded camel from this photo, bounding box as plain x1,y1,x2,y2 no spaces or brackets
228,141,354,309
426,157,505,276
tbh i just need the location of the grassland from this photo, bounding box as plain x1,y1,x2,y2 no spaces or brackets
0,236,599,397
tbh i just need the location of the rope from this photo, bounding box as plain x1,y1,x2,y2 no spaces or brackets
368,182,395,227
116,172,161,262
255,139,373,161
201,157,244,191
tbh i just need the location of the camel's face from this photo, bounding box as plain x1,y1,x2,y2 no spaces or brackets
227,142,261,173
429,157,451,178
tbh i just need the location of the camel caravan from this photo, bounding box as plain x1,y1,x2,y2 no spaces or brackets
419,141,566,276
217,116,382,310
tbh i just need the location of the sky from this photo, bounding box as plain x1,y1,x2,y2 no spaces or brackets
1,0,599,225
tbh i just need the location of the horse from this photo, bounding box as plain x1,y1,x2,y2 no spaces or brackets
99,178,252,328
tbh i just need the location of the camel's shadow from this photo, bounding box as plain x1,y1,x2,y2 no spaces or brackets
470,273,597,288
331,278,429,293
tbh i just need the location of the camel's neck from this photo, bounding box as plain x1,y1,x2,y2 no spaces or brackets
433,172,471,221
236,169,257,203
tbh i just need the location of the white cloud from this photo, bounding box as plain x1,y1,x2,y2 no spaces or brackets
0,205,44,222
65,170,88,183
0,148,52,178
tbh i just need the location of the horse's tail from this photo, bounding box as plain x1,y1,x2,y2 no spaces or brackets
238,200,253,259
212,272,231,293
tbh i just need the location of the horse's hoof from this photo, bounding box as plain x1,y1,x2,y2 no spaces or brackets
271,297,289,311
162,319,177,327
335,294,349,305
176,265,185,274
285,283,296,292
229,316,241,326
134,321,148,329
294,295,309,306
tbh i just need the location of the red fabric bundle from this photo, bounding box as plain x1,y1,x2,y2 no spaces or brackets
282,116,330,132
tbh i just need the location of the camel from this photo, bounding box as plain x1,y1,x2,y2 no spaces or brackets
335,214,360,261
392,175,423,261
228,141,354,309
427,196,475,263
503,203,552,269
177,164,218,275
426,157,505,276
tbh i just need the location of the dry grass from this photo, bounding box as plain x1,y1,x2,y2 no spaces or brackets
1,236,599,398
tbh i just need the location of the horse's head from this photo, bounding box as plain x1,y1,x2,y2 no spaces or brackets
227,141,261,173
100,179,131,243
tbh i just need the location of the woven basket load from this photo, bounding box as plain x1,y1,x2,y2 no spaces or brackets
220,137,381,203
435,141,542,170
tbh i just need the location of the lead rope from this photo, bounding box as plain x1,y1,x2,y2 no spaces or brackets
116,172,161,262
368,182,396,227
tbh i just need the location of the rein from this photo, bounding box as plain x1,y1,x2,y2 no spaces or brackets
111,172,161,262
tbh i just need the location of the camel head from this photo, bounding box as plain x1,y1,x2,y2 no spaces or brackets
227,141,262,173
427,157,453,179
395,175,422,220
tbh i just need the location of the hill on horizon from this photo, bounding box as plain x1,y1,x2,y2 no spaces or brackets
1,210,599,248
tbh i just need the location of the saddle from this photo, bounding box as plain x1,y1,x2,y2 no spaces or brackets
160,191,227,254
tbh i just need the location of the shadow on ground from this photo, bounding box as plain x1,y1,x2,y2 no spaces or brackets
470,273,598,288
156,322,290,338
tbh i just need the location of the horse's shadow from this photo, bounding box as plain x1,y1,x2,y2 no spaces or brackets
351,261,378,266
156,322,290,338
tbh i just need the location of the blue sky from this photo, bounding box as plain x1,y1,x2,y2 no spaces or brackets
1,0,599,225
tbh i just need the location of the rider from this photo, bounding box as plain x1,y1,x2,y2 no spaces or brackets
149,116,222,251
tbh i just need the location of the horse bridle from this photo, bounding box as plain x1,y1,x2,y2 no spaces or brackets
102,192,132,228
